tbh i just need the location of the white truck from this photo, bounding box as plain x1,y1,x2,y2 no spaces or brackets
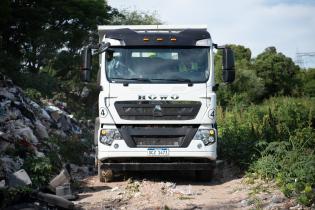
81,25,235,182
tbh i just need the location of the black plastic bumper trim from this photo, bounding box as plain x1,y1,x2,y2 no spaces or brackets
100,162,216,171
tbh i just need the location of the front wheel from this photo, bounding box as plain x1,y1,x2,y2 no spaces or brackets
98,164,114,183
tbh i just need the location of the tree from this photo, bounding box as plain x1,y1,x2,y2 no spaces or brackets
111,9,162,25
215,44,265,107
254,47,300,97
298,68,315,97
0,0,116,75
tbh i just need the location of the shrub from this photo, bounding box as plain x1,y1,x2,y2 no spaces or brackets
23,156,54,188
218,97,315,206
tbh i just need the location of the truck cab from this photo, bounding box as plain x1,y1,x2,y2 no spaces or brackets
81,25,235,182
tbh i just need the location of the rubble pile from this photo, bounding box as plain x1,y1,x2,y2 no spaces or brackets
0,74,83,181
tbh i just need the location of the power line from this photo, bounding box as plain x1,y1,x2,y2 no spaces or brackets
296,52,315,68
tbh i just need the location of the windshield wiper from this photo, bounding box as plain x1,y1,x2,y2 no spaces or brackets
111,78,152,85
150,78,194,86
110,78,194,86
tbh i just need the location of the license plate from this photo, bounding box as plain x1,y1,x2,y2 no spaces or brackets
147,148,169,156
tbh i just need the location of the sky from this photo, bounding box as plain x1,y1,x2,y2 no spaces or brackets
107,0,315,68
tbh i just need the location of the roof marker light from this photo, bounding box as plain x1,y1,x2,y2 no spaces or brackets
143,37,149,42
156,38,163,41
170,38,177,42
196,38,211,46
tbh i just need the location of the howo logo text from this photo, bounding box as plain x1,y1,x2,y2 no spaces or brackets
138,94,179,100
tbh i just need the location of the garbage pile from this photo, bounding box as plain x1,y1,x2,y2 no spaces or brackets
0,74,83,183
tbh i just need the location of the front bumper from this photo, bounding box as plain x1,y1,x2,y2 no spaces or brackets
100,161,218,171
98,139,217,160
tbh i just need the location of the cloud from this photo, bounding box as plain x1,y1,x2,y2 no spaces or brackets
108,0,315,66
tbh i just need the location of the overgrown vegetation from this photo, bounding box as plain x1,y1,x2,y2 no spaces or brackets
216,45,315,206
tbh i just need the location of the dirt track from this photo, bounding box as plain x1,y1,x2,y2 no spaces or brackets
73,166,295,210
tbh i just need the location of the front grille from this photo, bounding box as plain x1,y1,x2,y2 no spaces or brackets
133,136,184,147
115,101,201,120
117,125,198,148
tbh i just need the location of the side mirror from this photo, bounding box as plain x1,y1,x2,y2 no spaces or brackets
80,42,110,82
222,47,235,83
81,47,92,82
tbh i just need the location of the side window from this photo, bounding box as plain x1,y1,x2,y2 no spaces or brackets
106,51,121,62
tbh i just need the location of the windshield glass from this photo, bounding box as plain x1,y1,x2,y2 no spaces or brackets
105,47,209,83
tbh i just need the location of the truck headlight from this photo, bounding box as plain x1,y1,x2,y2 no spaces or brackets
99,129,122,145
193,129,216,145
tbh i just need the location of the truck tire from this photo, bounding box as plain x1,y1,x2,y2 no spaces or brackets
98,164,114,183
195,169,214,182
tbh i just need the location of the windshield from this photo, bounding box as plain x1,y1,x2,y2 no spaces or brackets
105,47,209,83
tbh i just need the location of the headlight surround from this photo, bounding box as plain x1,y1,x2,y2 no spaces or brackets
99,129,122,145
193,129,216,145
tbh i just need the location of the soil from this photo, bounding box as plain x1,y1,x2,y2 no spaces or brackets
73,164,298,210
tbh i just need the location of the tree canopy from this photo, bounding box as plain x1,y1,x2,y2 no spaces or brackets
0,0,160,78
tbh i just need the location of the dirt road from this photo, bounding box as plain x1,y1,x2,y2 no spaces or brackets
73,166,295,210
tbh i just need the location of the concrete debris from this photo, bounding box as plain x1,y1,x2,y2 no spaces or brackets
0,74,82,143
170,185,193,196
0,156,24,175
56,183,77,200
111,186,119,192
37,192,75,209
34,120,49,139
80,86,90,98
0,74,86,180
69,164,91,180
15,127,39,144
49,169,71,192
160,182,194,196
0,179,6,188
8,169,32,187
271,194,286,204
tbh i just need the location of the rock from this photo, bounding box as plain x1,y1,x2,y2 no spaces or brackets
35,120,49,139
169,184,193,195
80,86,90,98
0,179,5,188
0,140,13,153
111,187,119,192
50,111,62,122
0,89,15,100
41,109,52,121
240,199,251,207
49,169,71,192
53,130,67,138
77,166,90,176
165,182,176,189
70,164,79,173
37,192,75,209
72,124,81,135
34,149,45,158
271,194,285,204
8,169,32,187
59,116,71,131
134,192,141,197
56,183,76,200
289,204,303,210
0,156,23,176
15,127,39,144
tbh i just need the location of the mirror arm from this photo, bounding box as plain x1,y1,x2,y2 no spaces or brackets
213,43,226,49
88,42,111,55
